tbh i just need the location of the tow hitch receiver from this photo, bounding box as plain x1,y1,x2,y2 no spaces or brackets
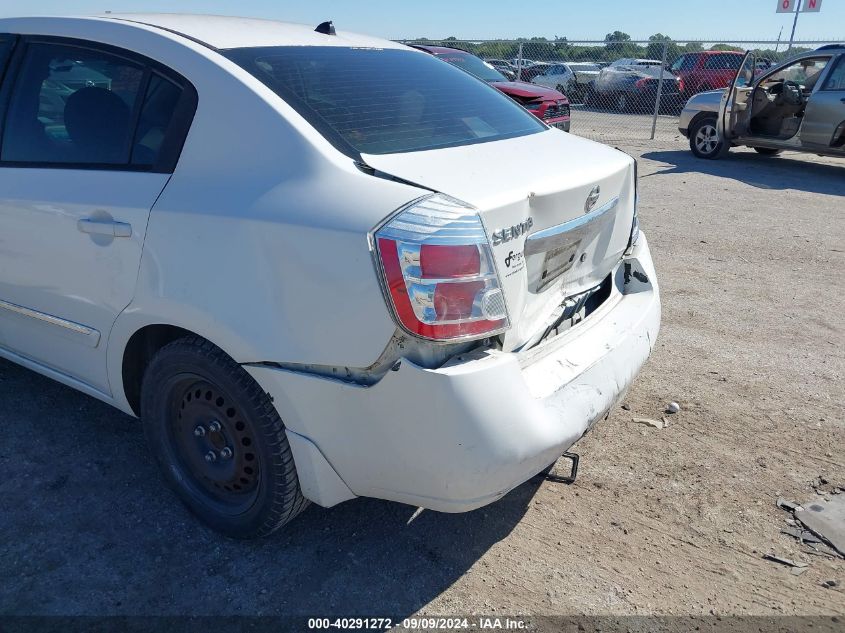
544,451,579,484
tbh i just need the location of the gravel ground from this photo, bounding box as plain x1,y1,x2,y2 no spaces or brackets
0,139,843,620
569,105,685,143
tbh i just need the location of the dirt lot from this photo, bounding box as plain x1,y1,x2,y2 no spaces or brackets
0,140,843,621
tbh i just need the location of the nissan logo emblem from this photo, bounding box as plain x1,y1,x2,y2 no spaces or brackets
585,186,601,214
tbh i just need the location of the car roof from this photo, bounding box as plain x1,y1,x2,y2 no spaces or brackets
613,58,661,65
690,50,744,56
815,44,845,51
0,14,408,51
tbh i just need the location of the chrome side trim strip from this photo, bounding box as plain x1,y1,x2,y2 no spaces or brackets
524,197,620,256
0,299,101,347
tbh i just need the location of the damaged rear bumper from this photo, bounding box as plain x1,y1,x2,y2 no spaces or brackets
245,233,660,512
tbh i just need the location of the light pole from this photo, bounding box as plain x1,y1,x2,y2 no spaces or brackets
787,1,801,51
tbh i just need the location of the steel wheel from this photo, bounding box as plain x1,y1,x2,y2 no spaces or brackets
141,336,309,537
167,375,260,513
617,94,629,112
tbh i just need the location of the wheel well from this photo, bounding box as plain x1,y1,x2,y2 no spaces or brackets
693,111,717,123
832,121,845,147
690,111,718,132
122,324,193,416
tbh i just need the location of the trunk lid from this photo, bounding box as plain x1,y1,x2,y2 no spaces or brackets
362,129,636,350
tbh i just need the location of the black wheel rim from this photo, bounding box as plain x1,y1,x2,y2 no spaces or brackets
166,374,260,514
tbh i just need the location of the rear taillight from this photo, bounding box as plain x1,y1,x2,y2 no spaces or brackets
629,159,640,249
634,78,650,89
374,194,510,341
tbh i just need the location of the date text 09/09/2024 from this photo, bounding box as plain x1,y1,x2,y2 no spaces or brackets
307,617,528,630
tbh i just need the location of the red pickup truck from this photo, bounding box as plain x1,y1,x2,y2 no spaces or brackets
671,51,744,99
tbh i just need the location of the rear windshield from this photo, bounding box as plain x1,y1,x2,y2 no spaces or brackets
431,50,507,83
570,63,600,72
224,46,545,156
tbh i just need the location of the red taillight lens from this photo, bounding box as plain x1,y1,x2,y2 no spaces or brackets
679,78,685,93
374,195,510,341
434,281,485,320
635,78,649,89
420,244,480,278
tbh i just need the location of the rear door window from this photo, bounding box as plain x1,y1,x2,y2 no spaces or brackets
131,73,185,167
2,42,145,164
1,39,194,171
0,36,15,78
225,46,546,156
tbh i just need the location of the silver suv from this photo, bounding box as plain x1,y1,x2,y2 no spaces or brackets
679,45,845,159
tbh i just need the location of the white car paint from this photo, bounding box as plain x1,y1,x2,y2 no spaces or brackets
362,131,637,350
531,63,576,92
0,15,660,520
249,235,659,510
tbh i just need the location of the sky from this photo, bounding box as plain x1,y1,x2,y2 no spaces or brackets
0,0,843,42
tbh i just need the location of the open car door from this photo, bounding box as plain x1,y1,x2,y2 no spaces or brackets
719,51,756,141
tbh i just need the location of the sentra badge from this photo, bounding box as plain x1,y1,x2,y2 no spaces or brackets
492,217,533,246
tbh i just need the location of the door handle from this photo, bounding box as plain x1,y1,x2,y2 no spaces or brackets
840,98,845,103
77,218,132,238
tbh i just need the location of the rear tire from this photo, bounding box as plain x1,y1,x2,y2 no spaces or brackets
616,93,631,112
689,115,729,159
753,147,783,156
140,335,309,538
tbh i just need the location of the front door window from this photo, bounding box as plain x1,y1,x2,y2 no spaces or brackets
760,57,830,93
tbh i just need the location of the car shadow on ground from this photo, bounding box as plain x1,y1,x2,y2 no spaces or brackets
0,358,539,617
641,149,845,196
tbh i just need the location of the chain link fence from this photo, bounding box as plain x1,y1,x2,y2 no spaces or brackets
398,38,842,144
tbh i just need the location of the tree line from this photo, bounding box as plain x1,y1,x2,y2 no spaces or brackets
408,31,815,65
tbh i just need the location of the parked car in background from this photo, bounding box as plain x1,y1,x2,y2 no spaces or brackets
485,58,516,80
529,63,575,95
756,58,774,73
0,14,656,538
516,61,552,83
588,62,681,113
609,58,662,68
510,57,540,67
670,51,744,100
681,45,845,159
531,62,602,102
414,46,570,130
565,62,603,101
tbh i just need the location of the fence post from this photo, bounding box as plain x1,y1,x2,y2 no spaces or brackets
517,42,524,81
650,41,668,140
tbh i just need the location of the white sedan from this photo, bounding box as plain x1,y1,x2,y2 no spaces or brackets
0,14,660,537
530,62,576,94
